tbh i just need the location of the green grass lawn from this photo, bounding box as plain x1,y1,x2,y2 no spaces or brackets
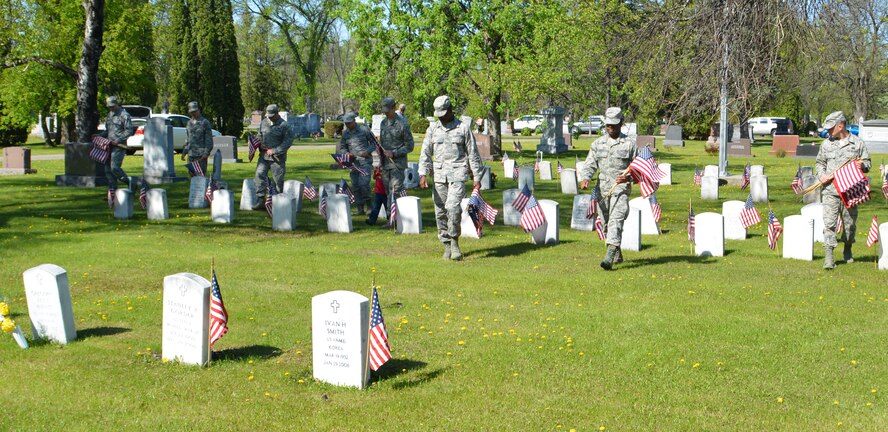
1,136,886,431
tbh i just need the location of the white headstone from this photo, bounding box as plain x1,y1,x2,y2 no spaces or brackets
147,188,168,220
750,175,768,203
272,195,297,231
283,180,305,212
722,200,747,240
189,176,209,209
695,212,724,257
570,195,596,231
539,161,552,180
211,190,235,223
750,165,764,176
327,194,353,233
311,290,370,389
371,114,384,137
518,167,535,192
879,223,888,270
396,196,422,234
782,215,814,261
560,169,578,194
800,203,825,243
701,176,719,200
161,273,210,366
576,161,586,176
530,199,559,245
703,165,719,177
460,198,480,239
503,159,516,180
113,189,133,219
620,207,642,252
503,189,521,226
240,179,258,211
658,163,672,185
629,196,660,235
23,264,76,344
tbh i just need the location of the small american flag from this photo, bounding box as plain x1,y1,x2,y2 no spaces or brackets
466,199,484,237
186,160,204,177
90,136,112,164
767,209,782,251
369,133,387,165
791,164,803,194
388,188,408,227
205,179,216,203
650,193,662,223
628,146,665,198
512,185,532,212
247,133,261,162
502,152,509,165
557,160,564,175
209,268,228,347
688,203,695,242
319,189,328,218
882,171,888,199
740,194,761,228
740,162,751,190
368,285,392,371
866,215,879,248
833,161,870,208
332,153,368,176
303,176,317,201
513,163,519,179
337,179,356,204
470,188,498,224
693,166,702,186
594,213,606,240
107,186,116,209
837,214,844,234
519,196,546,232
265,179,276,217
585,189,599,220
139,180,149,210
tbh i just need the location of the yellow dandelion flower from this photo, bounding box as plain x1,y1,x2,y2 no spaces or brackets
777,397,784,404
458,340,465,345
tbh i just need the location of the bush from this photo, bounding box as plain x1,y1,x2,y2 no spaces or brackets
571,129,581,140
324,121,343,139
704,142,719,156
0,115,29,147
521,127,532,136
409,117,431,134
776,150,787,158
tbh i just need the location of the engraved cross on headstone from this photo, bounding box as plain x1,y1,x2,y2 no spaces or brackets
330,300,340,313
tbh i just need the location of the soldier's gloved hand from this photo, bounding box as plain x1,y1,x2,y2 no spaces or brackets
358,151,370,158
579,180,590,190
419,175,429,189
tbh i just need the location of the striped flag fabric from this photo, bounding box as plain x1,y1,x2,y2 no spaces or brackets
303,176,317,201
837,213,844,234
332,153,368,176
205,179,216,203
466,198,484,237
265,179,276,217
519,196,546,232
337,179,356,204
512,185,532,212
209,268,228,347
594,213,606,240
470,188,497,224
513,163,519,179
627,146,665,198
688,203,695,242
89,136,112,164
557,160,564,175
388,188,408,227
791,164,803,194
650,193,662,223
186,160,205,177
368,285,392,371
833,161,870,208
767,209,782,251
319,189,328,218
693,166,702,186
369,133,387,165
585,189,599,220
247,133,261,162
882,171,888,199
139,180,149,210
107,186,116,209
740,162,751,190
740,194,762,228
866,216,879,248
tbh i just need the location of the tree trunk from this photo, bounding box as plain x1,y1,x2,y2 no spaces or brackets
486,91,503,159
39,109,53,147
75,0,105,143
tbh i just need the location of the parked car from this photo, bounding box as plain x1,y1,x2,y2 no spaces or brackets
513,115,544,133
818,124,860,138
748,117,795,136
126,113,221,155
572,115,605,134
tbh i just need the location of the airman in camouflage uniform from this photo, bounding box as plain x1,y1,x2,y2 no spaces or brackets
338,112,375,215
579,107,637,270
181,101,214,175
253,104,292,208
99,96,134,187
378,96,414,200
816,110,871,269
419,95,484,261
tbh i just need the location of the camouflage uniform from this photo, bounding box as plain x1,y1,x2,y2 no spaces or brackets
100,106,134,186
419,116,484,243
254,116,292,197
816,133,870,249
339,123,376,212
579,133,637,246
184,116,214,175
379,116,414,197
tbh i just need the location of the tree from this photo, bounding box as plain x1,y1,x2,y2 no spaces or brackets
235,6,289,114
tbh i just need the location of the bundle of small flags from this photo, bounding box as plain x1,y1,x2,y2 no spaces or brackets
186,160,205,177
247,133,261,162
627,146,665,198
833,160,870,207
89,136,112,164
467,189,498,237
585,189,605,241
332,153,368,176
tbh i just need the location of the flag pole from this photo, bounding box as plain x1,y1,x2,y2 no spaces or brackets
207,257,214,366
363,275,376,388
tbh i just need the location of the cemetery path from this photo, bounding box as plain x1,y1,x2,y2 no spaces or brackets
0,154,65,162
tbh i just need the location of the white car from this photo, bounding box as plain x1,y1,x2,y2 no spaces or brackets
748,117,794,136
126,113,221,154
513,115,544,133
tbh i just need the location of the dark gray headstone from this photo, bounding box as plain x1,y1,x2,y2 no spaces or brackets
795,144,819,158
55,142,109,187
306,114,321,136
727,139,751,157
663,125,684,147
212,150,222,181
287,116,307,138
536,106,567,154
636,135,656,150
212,136,241,163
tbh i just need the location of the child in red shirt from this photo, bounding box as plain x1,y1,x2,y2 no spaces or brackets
366,168,389,225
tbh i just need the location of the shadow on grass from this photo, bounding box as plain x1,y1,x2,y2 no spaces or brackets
77,326,131,339
471,240,576,258
370,358,446,389
212,344,283,361
617,253,725,269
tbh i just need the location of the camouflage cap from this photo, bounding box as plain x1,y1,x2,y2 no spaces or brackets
105,96,119,108
265,104,279,117
604,107,623,125
187,101,200,113
342,112,357,123
433,95,452,117
381,97,396,113
822,111,846,130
